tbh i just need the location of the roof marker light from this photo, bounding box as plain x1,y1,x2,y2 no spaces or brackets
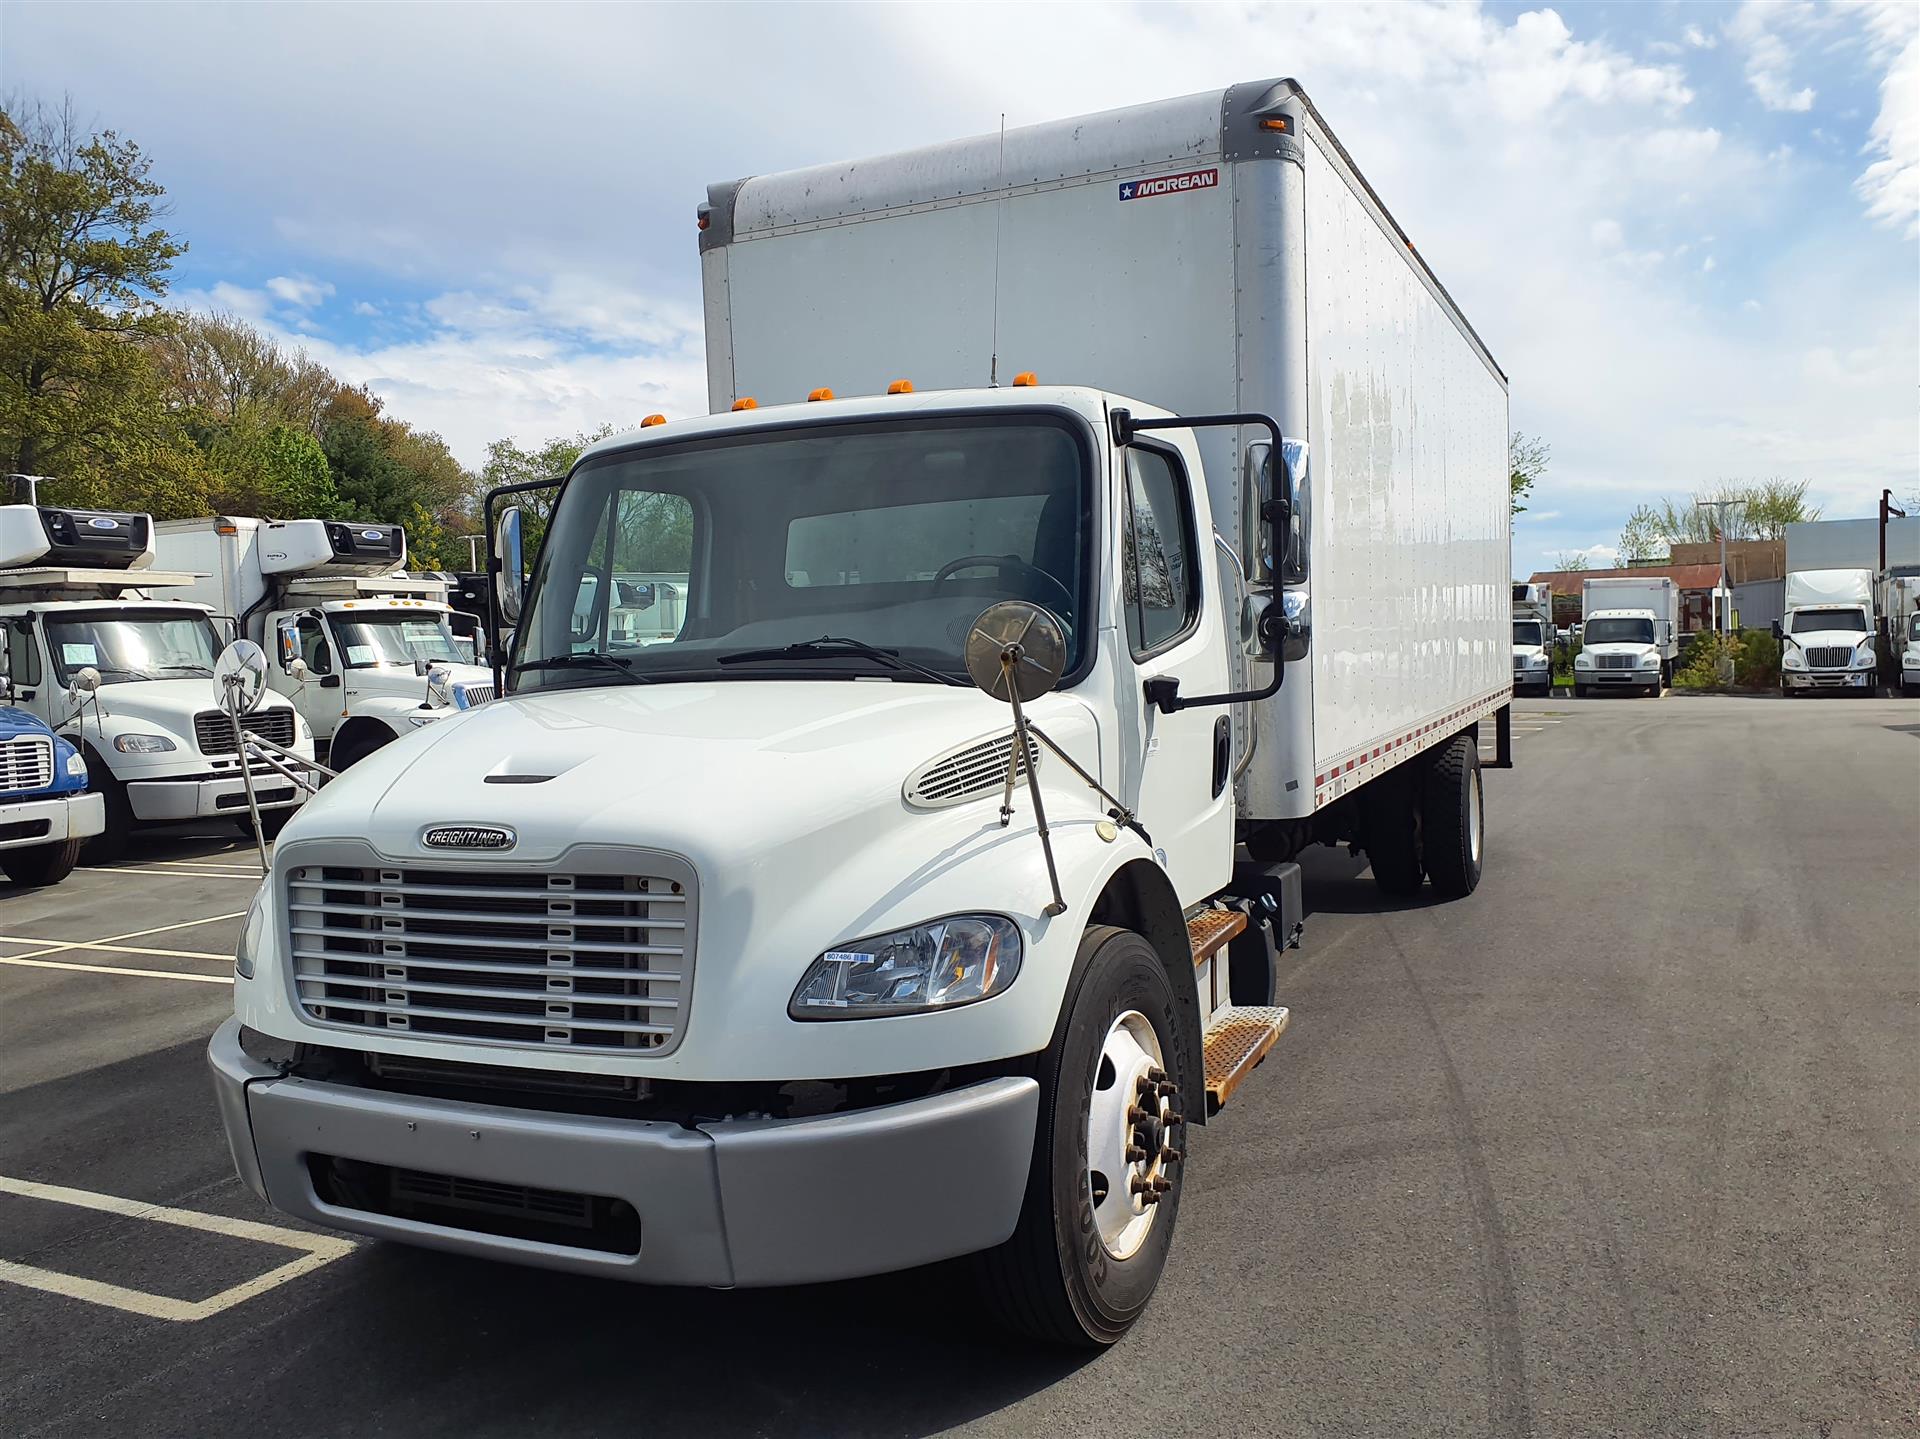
887,379,914,394
1012,372,1038,387
807,388,834,402
731,397,758,411
640,414,667,427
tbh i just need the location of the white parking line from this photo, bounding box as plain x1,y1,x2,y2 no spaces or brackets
0,956,231,984
0,1174,352,1321
81,866,262,880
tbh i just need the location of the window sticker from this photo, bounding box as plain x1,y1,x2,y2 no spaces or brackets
61,643,99,666
345,644,378,665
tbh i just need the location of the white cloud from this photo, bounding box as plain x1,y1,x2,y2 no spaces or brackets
1742,298,1763,311
1702,255,1717,273
1591,218,1624,248
1845,2,1920,234
1729,1,1818,111
350,300,380,317
1683,24,1717,50
265,275,333,308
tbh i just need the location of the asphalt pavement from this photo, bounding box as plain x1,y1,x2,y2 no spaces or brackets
1,694,1915,1438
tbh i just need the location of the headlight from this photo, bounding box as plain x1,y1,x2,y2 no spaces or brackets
1855,645,1877,668
790,915,1022,1019
407,713,438,727
114,733,176,753
1639,653,1659,668
1574,653,1592,668
1528,654,1549,667
1783,648,1805,669
235,880,269,980
64,751,87,777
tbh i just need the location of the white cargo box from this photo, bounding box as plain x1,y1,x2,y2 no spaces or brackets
700,80,1511,821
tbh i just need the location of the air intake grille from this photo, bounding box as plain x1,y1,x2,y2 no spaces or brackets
1596,654,1637,670
904,732,1041,808
286,862,692,1053
0,736,54,793
456,683,496,708
195,709,296,754
1804,646,1853,669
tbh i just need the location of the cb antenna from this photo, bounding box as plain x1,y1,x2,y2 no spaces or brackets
989,111,1007,387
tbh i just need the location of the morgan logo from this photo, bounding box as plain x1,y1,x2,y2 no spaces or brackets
86,517,120,530
1118,168,1218,202
422,824,515,851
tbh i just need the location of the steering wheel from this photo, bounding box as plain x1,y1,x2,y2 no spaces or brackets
932,554,1075,616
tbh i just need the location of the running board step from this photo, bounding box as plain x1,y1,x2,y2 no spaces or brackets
1186,907,1247,968
1202,1004,1290,1114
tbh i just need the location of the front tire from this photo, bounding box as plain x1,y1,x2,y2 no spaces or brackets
1421,734,1484,899
1,837,82,887
78,769,132,865
234,808,292,842
330,727,393,771
973,926,1185,1347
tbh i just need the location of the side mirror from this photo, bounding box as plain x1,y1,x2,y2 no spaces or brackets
0,675,12,703
1241,441,1272,583
1770,620,1782,641
274,616,300,668
494,507,525,626
290,658,311,682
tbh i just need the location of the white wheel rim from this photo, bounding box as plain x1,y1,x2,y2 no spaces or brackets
1086,1009,1174,1261
1468,766,1484,865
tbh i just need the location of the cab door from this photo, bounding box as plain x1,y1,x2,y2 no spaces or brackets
1115,438,1236,904
273,610,342,749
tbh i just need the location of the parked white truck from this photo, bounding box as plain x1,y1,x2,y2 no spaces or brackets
1778,568,1878,696
1511,581,1554,696
1878,569,1920,697
155,517,497,769
1574,575,1678,696
0,497,315,861
209,81,1512,1345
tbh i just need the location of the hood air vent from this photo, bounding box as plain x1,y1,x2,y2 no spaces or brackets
904,732,1041,809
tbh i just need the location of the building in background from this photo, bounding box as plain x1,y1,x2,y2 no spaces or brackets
1529,563,1730,635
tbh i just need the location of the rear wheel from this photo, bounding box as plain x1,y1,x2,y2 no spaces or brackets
1421,735,1484,899
973,926,1185,1347
1,837,82,887
1360,769,1424,897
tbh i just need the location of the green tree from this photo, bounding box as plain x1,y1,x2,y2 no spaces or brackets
0,97,190,485
1647,480,1820,545
1510,432,1548,516
1551,550,1593,571
206,419,337,518
1616,505,1668,567
478,425,614,542
156,311,338,434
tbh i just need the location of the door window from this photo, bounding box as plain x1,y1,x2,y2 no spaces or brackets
296,616,331,674
1122,447,1199,657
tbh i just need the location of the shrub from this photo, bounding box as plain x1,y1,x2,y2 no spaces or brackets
1735,630,1781,689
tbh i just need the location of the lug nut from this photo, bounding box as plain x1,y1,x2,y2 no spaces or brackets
1147,1065,1166,1083
1162,1146,1184,1164
1125,1145,1147,1163
1126,1104,1148,1124
1156,1080,1178,1099
1151,1175,1172,1193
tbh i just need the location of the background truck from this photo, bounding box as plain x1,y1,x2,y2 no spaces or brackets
0,682,103,887
1878,569,1920,696
1779,568,1878,695
154,517,497,769
0,500,314,861
1511,581,1554,696
211,79,1511,1348
1575,575,1678,696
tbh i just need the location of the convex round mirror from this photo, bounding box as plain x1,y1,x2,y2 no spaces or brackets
69,666,101,696
965,601,1068,703
214,639,270,715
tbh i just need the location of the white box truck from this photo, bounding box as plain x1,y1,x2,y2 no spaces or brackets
1511,581,1555,696
1782,516,1920,695
1877,569,1920,696
1575,575,1679,696
1779,568,1878,695
154,517,497,769
209,80,1512,1346
0,497,315,862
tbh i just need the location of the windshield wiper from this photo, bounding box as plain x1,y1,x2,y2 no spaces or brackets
716,636,967,686
511,653,657,686
157,664,214,676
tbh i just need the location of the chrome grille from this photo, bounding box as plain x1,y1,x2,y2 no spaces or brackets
1804,646,1853,669
1595,654,1636,670
286,862,692,1053
195,709,296,755
457,683,496,708
905,733,1041,808
0,736,54,792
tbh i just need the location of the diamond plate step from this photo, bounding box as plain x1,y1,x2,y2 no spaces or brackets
1186,907,1246,968
1202,1004,1290,1113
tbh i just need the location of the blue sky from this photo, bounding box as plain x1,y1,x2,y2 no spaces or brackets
4,1,1914,576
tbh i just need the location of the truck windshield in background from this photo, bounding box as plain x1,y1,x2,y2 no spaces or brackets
1908,614,1920,642
332,612,468,669
1789,608,1868,635
1583,617,1654,646
514,418,1091,690
1512,620,1544,646
44,608,220,684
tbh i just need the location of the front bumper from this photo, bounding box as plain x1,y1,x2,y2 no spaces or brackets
1783,670,1873,691
0,791,105,850
208,1017,1039,1287
128,770,309,822
1578,668,1661,686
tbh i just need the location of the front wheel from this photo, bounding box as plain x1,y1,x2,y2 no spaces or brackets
1,837,82,887
78,770,132,865
972,926,1185,1347
234,808,292,842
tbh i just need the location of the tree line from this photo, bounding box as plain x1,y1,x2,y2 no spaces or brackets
1551,479,1821,572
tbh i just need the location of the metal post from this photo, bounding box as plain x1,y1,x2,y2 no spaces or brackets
1001,648,1066,917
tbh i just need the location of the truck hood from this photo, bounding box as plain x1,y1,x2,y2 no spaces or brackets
342,662,495,705
69,678,296,735
1784,629,1869,649
1581,642,1656,658
284,680,1100,871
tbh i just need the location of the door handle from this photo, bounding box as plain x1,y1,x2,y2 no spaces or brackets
1211,715,1232,798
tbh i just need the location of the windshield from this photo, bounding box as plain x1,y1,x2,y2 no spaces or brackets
1908,614,1920,642
1789,607,1867,635
1512,621,1544,646
514,418,1090,691
1584,617,1654,645
45,608,220,685
332,611,467,668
